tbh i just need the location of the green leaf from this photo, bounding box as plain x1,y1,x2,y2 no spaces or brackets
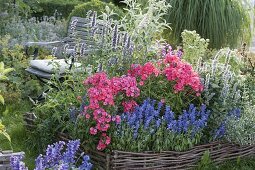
211,83,219,88
1,131,11,142
0,95,4,105
0,62,4,71
3,68,15,75
0,76,8,81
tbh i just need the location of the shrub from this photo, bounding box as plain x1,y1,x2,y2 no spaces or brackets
32,80,82,146
128,53,203,113
68,0,124,21
3,17,66,46
78,49,203,151
0,0,31,35
181,30,209,64
120,0,170,58
217,84,255,146
0,35,43,101
31,0,83,19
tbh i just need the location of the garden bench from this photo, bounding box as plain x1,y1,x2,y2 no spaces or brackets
25,15,103,80
24,13,105,102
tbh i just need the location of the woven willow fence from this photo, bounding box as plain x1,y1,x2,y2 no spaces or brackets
57,132,255,170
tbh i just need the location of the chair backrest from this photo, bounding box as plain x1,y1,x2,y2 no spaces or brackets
63,16,105,55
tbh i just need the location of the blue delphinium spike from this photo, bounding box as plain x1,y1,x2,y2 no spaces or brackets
10,155,27,170
63,140,80,164
35,155,44,170
126,36,131,49
112,24,118,51
123,32,128,46
58,163,69,170
79,155,93,170
156,118,161,129
91,11,97,27
79,95,87,113
214,123,226,140
45,141,65,167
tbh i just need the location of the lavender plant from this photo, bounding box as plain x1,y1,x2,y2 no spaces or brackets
196,49,245,138
10,140,93,170
112,98,210,152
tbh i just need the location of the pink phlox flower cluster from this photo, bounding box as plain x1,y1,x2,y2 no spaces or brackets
83,72,140,150
128,53,203,94
85,72,114,109
97,133,111,150
111,115,121,124
111,76,140,97
163,53,204,94
122,100,138,112
128,62,160,81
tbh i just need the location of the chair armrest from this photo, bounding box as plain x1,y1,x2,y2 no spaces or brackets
24,41,63,47
24,41,64,59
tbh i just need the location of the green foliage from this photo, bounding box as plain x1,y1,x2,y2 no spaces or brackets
31,0,83,18
0,0,30,17
197,150,212,170
181,30,209,64
0,62,14,104
68,0,124,21
0,35,44,101
29,71,86,150
0,0,31,35
0,120,11,148
165,0,250,49
244,75,255,105
120,0,170,58
0,101,37,169
194,157,255,170
225,105,255,146
112,123,204,152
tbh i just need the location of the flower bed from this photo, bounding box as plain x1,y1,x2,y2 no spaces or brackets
51,47,255,169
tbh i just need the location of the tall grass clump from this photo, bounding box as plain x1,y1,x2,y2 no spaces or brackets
165,0,250,49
